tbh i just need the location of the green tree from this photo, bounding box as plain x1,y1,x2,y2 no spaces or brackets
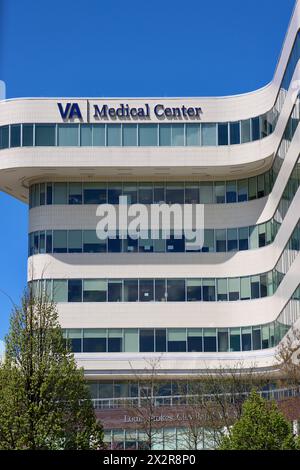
0,288,105,450
219,390,297,450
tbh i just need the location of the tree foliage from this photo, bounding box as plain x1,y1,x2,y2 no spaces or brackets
219,390,297,450
0,290,105,450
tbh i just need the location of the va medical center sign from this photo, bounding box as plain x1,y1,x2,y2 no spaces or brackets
57,101,203,122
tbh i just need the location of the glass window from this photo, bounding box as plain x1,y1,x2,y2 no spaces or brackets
260,273,268,298
200,182,213,203
53,280,67,302
69,182,82,204
226,181,237,203
68,230,82,253
172,124,185,146
123,124,137,146
140,329,155,352
138,183,153,204
53,183,67,204
139,279,154,302
218,123,228,145
203,329,217,352
123,183,137,204
202,229,215,252
262,325,270,349
155,280,167,301
124,329,139,352
186,124,200,146
228,278,240,301
187,279,202,301
68,279,82,302
155,329,167,352
159,124,171,146
124,280,138,302
107,235,122,254
53,230,67,253
216,229,226,252
187,329,203,352
258,224,266,247
83,280,107,302
108,329,123,352
167,279,185,301
83,329,106,352
0,126,9,148
240,277,251,300
123,237,138,253
10,124,21,147
107,124,121,146
35,124,56,146
251,275,260,299
230,327,241,352
248,177,257,200
238,227,249,250
108,280,123,302
39,183,45,205
218,329,229,352
241,119,251,143
227,228,238,251
93,124,106,146
166,183,184,204
185,184,199,204
153,184,165,203
108,184,122,204
230,122,240,145
167,329,186,352
202,124,216,146
257,174,265,198
46,183,53,204
237,179,248,202
80,124,92,146
242,327,252,351
68,329,82,353
58,124,78,146
251,117,260,141
83,182,106,204
138,124,158,146
252,326,262,350
46,230,52,253
83,230,106,253
217,279,228,301
215,182,225,204
203,279,216,301
249,226,258,249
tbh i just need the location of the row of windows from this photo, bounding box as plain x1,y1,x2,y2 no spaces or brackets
0,118,275,150
3,29,300,153
29,175,272,207
27,96,300,210
31,271,283,304
28,221,278,256
63,322,287,354
29,218,300,303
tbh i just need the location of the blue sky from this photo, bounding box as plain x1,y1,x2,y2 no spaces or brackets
0,0,295,340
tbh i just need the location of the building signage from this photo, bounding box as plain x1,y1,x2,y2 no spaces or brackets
57,101,202,122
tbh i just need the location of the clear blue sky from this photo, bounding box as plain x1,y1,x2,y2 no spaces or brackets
0,0,295,340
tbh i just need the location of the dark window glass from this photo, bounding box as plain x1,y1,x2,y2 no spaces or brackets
218,123,228,145
46,231,52,253
168,340,186,352
83,280,106,302
218,330,229,352
187,281,202,301
70,338,82,353
251,117,260,141
69,183,82,204
35,125,56,146
140,329,155,352
251,276,260,299
166,235,185,253
108,236,122,253
185,185,199,204
10,125,21,147
124,279,139,302
226,181,237,203
155,280,166,301
123,237,138,253
84,184,106,204
83,337,106,352
22,124,34,146
139,280,154,302
0,126,9,149
252,327,261,350
139,184,153,204
108,337,122,352
167,280,185,301
188,334,203,352
108,280,122,301
203,330,217,352
242,329,252,351
166,184,184,204
108,184,122,204
203,281,216,301
230,122,240,145
46,183,53,204
68,279,82,302
155,329,166,352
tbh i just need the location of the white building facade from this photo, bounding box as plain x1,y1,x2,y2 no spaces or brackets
1,1,300,449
